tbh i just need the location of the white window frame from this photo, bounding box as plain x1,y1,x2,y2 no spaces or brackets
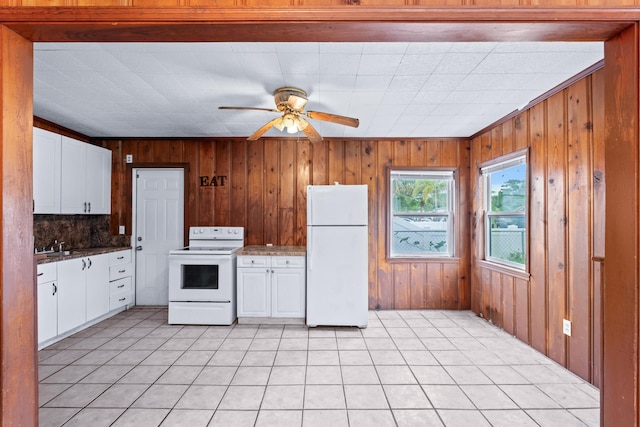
389,168,455,259
481,153,528,270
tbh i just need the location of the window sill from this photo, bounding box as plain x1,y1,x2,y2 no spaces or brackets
476,260,531,281
387,256,461,264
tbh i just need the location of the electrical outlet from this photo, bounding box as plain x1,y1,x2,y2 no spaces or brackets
125,154,133,163
563,319,572,336
119,225,126,235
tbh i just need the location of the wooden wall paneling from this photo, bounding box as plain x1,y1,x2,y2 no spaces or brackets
230,140,247,229
246,139,264,245
490,127,503,160
410,262,427,309
409,140,426,166
197,141,215,225
481,267,491,319
426,263,443,309
278,139,295,245
183,141,199,232
393,140,410,166
426,139,441,166
361,140,378,309
328,139,345,184
168,139,184,163
311,140,328,185
514,113,529,151
490,270,502,326
105,140,123,235
263,140,279,245
152,140,172,163
602,25,639,426
0,26,37,427
566,76,592,381
528,101,548,355
469,139,483,314
442,262,459,309
514,277,530,344
480,132,492,163
441,140,457,166
376,140,394,309
138,139,154,162
501,274,515,335
343,140,361,185
546,91,568,366
501,120,514,156
457,140,471,309
295,140,310,246
214,140,231,226
590,68,605,388
393,264,411,309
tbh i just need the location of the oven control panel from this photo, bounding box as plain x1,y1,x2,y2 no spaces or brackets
189,226,244,240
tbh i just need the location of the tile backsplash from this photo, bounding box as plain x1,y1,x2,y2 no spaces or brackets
34,214,130,251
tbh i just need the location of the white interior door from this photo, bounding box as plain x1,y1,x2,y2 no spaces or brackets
135,169,184,306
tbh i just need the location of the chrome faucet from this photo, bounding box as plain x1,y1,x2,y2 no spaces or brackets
58,241,65,252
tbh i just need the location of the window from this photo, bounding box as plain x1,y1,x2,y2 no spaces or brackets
481,154,527,269
389,169,455,258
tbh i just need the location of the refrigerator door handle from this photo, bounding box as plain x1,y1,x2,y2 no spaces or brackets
308,230,312,271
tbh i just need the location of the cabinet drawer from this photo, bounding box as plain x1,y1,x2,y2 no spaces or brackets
273,256,305,268
110,291,132,310
37,263,57,285
109,250,131,265
109,263,132,281
238,256,270,268
110,277,131,295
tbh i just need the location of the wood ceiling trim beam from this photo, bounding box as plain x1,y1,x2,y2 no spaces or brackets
0,7,635,43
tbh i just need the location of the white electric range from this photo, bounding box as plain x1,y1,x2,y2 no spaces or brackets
168,226,244,325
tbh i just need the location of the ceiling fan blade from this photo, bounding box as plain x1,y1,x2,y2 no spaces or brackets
305,111,360,128
298,118,323,143
287,95,308,111
247,118,280,141
219,106,280,113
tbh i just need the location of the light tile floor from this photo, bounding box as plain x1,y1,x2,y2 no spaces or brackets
38,308,600,427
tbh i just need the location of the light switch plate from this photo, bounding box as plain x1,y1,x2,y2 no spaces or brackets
119,225,126,235
563,319,572,336
125,154,133,163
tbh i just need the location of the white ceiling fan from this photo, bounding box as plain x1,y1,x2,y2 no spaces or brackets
219,86,360,143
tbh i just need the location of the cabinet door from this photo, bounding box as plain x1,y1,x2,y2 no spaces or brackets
60,136,87,214
86,254,110,321
237,268,270,317
37,281,58,344
33,128,61,214
57,258,87,334
85,144,112,214
272,268,306,318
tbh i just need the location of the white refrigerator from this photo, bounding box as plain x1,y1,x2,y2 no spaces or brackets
306,184,368,328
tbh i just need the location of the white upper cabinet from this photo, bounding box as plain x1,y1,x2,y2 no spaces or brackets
33,128,62,214
60,135,112,214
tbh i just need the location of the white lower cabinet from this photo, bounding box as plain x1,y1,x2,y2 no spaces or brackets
237,255,305,319
37,249,132,348
109,250,133,310
86,255,110,321
37,263,58,344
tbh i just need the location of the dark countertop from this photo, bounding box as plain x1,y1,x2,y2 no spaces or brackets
35,246,132,264
237,245,306,257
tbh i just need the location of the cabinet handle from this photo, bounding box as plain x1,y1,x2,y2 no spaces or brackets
119,297,126,302
37,272,44,277
84,202,87,213
82,259,86,270
117,284,125,289
251,260,255,264
87,258,92,269
52,283,57,296
286,260,290,264
117,256,124,260
88,202,91,213
118,269,126,273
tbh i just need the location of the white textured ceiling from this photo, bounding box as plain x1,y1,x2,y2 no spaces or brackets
33,42,603,139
